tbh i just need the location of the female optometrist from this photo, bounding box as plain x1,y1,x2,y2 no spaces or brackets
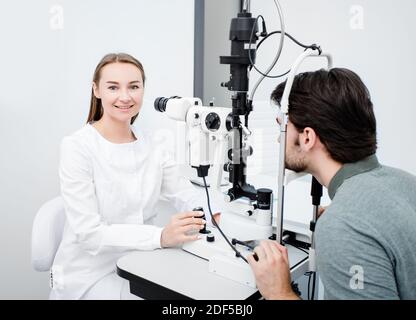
50,53,220,300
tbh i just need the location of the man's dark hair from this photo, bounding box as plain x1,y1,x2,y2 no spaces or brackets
271,68,377,163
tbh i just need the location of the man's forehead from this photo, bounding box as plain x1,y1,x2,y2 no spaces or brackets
271,101,285,126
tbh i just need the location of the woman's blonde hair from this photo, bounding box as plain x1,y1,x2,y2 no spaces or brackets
87,53,146,125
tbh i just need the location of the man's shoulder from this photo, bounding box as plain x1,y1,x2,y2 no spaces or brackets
335,164,416,203
378,164,416,185
351,163,416,186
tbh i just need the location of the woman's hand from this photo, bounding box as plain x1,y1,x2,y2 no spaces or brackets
160,211,206,248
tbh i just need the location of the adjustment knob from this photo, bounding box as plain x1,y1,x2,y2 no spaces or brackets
223,163,232,172
205,112,221,131
207,234,215,242
193,207,210,234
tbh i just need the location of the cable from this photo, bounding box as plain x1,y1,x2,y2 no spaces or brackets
247,0,323,102
305,270,317,300
311,271,316,300
284,236,316,299
258,31,322,53
202,176,248,264
252,31,321,78
248,0,285,102
249,30,321,79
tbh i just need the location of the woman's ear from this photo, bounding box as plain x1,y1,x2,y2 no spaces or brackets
92,82,100,99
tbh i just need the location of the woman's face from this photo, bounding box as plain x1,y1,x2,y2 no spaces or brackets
93,62,144,124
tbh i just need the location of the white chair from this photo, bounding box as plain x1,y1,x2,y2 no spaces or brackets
31,196,66,272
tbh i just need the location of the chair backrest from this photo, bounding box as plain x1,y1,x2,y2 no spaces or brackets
31,196,66,272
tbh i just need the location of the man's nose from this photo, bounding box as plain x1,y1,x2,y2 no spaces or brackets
276,117,282,144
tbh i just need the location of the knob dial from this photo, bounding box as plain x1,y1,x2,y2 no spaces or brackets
205,112,221,131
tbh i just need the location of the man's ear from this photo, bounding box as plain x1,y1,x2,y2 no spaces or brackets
300,127,318,152
92,82,100,99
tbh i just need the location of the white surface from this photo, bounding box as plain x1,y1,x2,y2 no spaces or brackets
182,228,233,260
118,248,256,300
117,244,308,300
209,254,257,288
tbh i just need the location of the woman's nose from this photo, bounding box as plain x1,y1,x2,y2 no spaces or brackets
118,89,132,102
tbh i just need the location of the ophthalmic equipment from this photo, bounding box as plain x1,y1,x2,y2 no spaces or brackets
154,0,332,290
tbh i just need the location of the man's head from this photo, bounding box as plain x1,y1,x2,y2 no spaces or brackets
271,68,377,172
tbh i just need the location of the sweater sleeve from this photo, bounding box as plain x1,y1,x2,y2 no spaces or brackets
59,136,162,256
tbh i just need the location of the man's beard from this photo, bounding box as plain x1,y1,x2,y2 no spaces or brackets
284,136,307,173
285,154,307,173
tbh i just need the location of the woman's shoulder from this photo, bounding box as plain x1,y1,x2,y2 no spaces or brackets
131,125,174,159
60,124,95,153
131,125,154,149
132,126,172,149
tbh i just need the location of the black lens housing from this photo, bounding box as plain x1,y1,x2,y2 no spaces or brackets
154,96,181,112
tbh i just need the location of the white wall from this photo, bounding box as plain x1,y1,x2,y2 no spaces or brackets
0,0,195,299
248,0,416,176
203,0,240,106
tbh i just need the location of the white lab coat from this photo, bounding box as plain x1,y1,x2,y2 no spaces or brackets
51,124,214,299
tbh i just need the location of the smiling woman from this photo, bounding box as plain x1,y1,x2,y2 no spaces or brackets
87,53,145,143
50,53,219,300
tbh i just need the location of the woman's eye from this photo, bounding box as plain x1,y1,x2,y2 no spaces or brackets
108,86,118,90
131,85,140,90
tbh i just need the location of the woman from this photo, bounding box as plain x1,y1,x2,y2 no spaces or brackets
50,53,215,299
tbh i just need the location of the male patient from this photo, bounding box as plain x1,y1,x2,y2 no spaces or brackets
248,68,416,300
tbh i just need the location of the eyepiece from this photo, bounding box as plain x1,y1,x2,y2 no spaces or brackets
154,96,181,112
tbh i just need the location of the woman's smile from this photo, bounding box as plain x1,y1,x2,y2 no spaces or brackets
114,104,134,110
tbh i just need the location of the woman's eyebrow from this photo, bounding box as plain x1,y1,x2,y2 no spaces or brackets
105,80,142,84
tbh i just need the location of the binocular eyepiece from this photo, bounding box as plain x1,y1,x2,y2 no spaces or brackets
154,96,181,113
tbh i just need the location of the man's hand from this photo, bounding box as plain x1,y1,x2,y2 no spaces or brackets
160,211,206,248
247,240,300,300
318,205,327,219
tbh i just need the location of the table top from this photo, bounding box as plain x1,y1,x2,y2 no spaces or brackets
117,244,308,300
